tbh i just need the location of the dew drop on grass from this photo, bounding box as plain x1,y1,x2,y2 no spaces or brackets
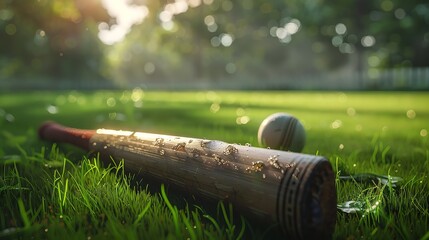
337,200,366,214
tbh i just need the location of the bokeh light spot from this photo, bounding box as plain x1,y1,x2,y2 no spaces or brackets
68,94,77,103
331,120,343,129
204,15,215,26
332,36,343,47
368,55,381,67
361,35,376,47
222,1,233,11
106,97,116,107
394,8,406,19
131,88,144,102
144,62,155,74
220,33,233,47
236,108,245,116
347,107,356,116
339,43,354,54
335,23,347,35
236,116,250,125
210,103,220,113
46,105,59,114
284,19,300,34
381,0,394,12
210,36,220,47
159,11,173,22
406,109,416,119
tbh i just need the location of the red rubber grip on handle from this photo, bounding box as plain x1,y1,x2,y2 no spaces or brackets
38,122,95,151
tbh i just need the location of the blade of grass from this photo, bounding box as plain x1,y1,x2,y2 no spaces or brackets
160,184,180,237
133,199,152,226
17,198,30,228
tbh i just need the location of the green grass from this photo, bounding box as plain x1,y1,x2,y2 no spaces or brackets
1,90,428,239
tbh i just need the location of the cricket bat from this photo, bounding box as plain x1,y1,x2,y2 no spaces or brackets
38,121,336,239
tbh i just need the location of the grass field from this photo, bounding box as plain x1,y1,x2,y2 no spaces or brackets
1,90,428,239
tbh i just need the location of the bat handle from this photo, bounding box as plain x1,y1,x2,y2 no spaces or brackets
38,121,95,151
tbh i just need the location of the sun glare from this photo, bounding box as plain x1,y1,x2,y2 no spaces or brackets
98,0,149,45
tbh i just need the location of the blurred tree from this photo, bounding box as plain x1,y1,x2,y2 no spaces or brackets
295,0,429,68
0,0,111,87
2,0,427,88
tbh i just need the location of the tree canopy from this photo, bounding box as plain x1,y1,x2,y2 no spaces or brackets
1,0,428,88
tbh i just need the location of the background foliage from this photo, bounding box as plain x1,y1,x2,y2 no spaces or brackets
1,0,428,88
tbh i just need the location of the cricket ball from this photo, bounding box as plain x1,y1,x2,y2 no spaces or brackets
258,113,306,152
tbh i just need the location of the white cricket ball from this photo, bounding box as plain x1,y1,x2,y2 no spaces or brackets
258,113,306,152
